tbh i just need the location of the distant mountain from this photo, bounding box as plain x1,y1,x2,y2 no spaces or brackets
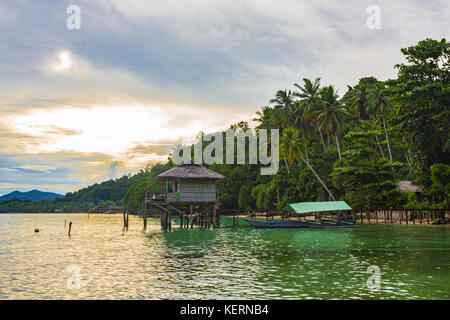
0,190,64,202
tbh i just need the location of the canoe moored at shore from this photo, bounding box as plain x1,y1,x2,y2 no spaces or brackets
245,219,309,228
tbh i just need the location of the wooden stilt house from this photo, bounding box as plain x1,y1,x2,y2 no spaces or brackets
144,164,225,229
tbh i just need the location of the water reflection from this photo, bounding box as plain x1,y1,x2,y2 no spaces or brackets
0,214,448,299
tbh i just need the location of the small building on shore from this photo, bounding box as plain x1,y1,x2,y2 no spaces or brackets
145,164,225,230
153,164,225,203
90,206,105,213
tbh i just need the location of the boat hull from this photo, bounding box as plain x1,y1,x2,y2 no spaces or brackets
245,219,356,228
245,219,309,228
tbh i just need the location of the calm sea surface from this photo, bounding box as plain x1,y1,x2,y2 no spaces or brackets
0,214,448,299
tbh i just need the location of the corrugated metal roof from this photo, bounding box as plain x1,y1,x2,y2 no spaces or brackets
154,164,225,180
285,201,352,214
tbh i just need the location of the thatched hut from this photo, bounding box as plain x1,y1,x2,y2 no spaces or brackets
153,164,225,203
143,164,225,230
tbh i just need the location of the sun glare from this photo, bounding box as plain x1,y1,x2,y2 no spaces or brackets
54,51,73,71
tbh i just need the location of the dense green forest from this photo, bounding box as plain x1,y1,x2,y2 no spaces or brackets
1,38,448,213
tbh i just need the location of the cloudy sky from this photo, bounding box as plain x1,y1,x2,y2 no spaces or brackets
0,0,448,195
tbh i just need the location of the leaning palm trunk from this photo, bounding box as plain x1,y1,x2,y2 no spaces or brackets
335,134,341,160
301,158,336,201
318,128,327,152
282,151,290,174
382,117,393,162
371,122,385,159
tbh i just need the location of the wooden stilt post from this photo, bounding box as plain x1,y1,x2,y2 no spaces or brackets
180,211,184,229
143,203,147,231
213,205,217,229
406,210,409,225
122,200,126,230
126,204,129,230
68,221,72,236
143,192,148,231
168,208,172,230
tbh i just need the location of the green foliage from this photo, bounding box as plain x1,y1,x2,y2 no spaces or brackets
430,163,450,207
251,184,272,209
387,38,450,186
1,38,448,213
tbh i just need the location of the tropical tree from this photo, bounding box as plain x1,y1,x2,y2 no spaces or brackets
386,38,450,185
344,77,386,158
294,78,327,152
253,106,274,130
316,85,349,160
280,127,336,200
251,184,272,209
367,83,394,161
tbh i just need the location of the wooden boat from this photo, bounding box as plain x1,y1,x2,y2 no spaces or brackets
245,219,309,228
245,201,355,229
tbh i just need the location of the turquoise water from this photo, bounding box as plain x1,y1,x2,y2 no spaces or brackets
0,214,448,299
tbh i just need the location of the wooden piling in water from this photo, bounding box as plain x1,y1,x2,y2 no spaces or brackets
126,204,129,230
122,201,126,230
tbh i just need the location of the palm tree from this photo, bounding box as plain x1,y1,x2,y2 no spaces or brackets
294,78,327,152
252,106,273,130
280,128,336,200
270,89,295,110
344,83,371,121
269,90,296,129
344,78,386,158
367,83,394,162
315,86,349,160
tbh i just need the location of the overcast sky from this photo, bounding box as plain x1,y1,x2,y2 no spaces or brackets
0,0,449,195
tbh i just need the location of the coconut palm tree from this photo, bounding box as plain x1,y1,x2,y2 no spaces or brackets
269,90,296,129
367,83,394,162
344,78,386,158
280,128,336,200
294,78,327,152
253,106,272,129
315,86,349,160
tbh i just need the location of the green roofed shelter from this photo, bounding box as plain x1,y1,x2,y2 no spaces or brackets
285,201,352,214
